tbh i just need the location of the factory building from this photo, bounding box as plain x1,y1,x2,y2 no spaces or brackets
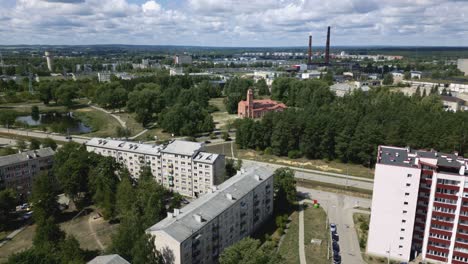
0,148,54,196
86,138,225,198
147,165,274,264
368,146,468,263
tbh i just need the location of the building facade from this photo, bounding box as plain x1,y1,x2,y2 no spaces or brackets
237,89,287,118
147,165,274,264
86,138,225,198
174,55,192,65
0,148,54,196
368,145,468,263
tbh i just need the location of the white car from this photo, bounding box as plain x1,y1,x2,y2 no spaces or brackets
330,223,337,233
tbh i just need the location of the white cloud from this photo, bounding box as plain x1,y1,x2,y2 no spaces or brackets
142,1,161,13
0,0,467,46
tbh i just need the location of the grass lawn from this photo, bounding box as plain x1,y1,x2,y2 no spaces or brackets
278,211,300,264
0,225,35,263
237,149,374,179
205,142,238,158
209,98,238,131
304,205,329,264
74,107,121,138
114,112,144,135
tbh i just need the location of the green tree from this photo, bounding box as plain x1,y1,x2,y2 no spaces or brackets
29,138,41,150
16,139,27,151
127,88,164,126
42,138,58,150
383,73,394,85
219,238,282,264
273,168,296,208
31,106,40,121
58,235,85,264
89,157,120,219
255,79,270,96
0,189,17,231
131,234,164,264
0,111,16,128
116,171,135,217
33,216,65,251
30,172,60,222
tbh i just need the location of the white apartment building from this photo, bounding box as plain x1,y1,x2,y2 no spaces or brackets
368,146,468,263
86,138,225,198
0,148,54,196
174,55,192,65
147,165,274,264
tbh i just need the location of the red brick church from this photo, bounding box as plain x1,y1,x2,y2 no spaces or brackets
237,88,287,118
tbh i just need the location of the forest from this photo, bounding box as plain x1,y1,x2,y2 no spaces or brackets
235,78,468,166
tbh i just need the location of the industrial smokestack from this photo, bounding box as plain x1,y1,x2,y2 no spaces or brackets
325,26,331,65
308,35,312,65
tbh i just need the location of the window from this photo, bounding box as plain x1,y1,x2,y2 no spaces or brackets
403,210,407,214
405,192,410,196
402,219,406,223
404,202,408,205
407,174,412,177
406,183,411,187
400,237,404,240
401,228,405,231
398,245,403,248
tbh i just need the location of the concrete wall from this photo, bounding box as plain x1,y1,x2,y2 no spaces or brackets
368,163,422,261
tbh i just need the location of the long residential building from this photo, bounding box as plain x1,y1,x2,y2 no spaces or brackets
368,145,468,263
0,148,54,196
147,165,274,264
85,138,225,198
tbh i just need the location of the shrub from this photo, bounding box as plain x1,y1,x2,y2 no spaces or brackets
288,150,302,159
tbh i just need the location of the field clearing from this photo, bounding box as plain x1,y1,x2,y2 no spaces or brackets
304,205,329,264
278,211,300,264
209,98,238,131
205,142,237,158
238,149,374,179
0,209,118,263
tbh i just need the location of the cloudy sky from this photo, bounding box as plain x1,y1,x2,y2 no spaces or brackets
0,0,467,46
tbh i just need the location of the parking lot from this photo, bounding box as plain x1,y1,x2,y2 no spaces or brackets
297,187,372,264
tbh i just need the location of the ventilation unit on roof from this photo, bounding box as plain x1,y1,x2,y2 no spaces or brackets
167,212,173,219
255,175,262,181
459,166,465,176
193,214,203,223
226,193,234,200
174,208,180,216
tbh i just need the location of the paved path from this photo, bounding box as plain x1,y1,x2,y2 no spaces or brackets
88,105,126,128
298,187,372,264
88,214,105,250
299,200,307,264
0,127,89,144
0,225,28,248
129,129,148,140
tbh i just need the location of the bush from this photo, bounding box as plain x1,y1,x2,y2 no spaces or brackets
360,221,369,231
222,132,231,141
287,150,302,159
209,133,217,139
264,147,273,155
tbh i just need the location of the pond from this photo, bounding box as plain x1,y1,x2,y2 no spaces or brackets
16,112,92,134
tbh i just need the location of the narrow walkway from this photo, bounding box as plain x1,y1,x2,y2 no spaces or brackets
129,129,148,140
0,225,28,248
88,214,105,250
299,200,306,264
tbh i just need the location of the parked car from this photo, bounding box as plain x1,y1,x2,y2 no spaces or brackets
333,254,341,264
22,211,33,220
330,223,337,233
332,233,339,242
332,241,340,252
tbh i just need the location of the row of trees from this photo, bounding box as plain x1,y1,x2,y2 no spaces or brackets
236,79,468,166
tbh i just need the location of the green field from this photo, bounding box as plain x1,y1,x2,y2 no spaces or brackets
304,205,329,264
278,211,300,264
74,107,121,137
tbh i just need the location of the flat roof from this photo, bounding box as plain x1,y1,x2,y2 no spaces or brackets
86,138,163,156
147,165,274,242
378,146,466,172
193,152,220,164
161,140,204,157
0,148,54,167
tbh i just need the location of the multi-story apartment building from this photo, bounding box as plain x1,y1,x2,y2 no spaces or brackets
147,165,274,264
85,138,225,198
0,148,54,196
368,145,468,263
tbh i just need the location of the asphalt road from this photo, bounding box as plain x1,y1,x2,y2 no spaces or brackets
242,159,374,191
298,187,372,264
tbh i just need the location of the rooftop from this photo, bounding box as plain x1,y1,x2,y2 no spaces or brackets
193,151,220,164
86,138,207,157
87,254,130,264
161,140,204,157
0,148,54,167
441,95,465,104
378,145,467,173
147,165,274,242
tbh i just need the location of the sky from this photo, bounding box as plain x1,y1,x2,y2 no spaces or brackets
0,0,467,47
